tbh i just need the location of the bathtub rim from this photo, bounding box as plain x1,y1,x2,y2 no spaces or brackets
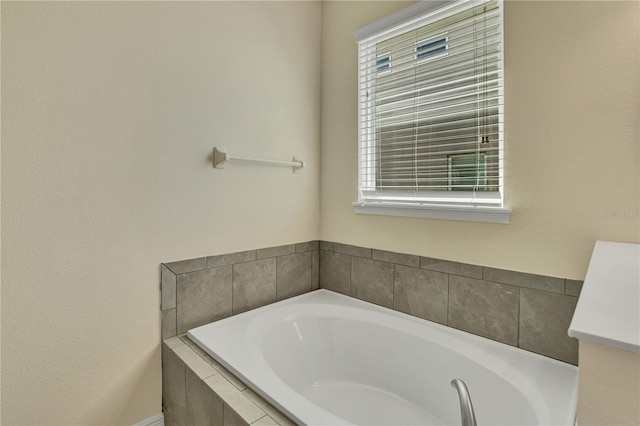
187,289,578,426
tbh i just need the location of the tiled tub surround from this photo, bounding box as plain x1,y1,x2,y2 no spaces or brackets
161,239,581,425
319,241,582,365
162,240,581,363
161,242,319,426
161,241,320,339
162,335,294,426
187,290,579,425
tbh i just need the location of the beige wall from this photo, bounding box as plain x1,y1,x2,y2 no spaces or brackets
1,2,320,424
578,341,640,425
320,0,639,280
2,0,639,424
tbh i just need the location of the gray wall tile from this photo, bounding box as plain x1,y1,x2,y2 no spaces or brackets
205,374,264,425
164,411,178,426
223,405,249,426
179,336,246,391
256,245,295,260
207,250,256,269
351,257,394,308
176,267,233,334
519,289,579,365
276,252,312,301
162,265,177,310
565,279,583,297
163,240,579,375
448,276,519,346
311,250,319,290
181,335,247,391
205,358,247,392
174,345,217,381
166,337,273,426
180,335,211,360
334,243,371,259
163,343,186,426
295,241,319,253
394,265,448,325
165,258,207,275
186,368,223,426
252,415,279,426
421,257,482,279
319,251,351,295
483,267,564,294
165,336,185,349
372,249,420,268
162,309,177,339
319,241,334,251
242,388,296,426
233,259,277,314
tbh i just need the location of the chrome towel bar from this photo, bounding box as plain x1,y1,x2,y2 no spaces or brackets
213,147,304,174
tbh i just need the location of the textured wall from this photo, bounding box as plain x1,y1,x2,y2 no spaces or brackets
2,1,639,423
319,0,640,280
1,2,321,424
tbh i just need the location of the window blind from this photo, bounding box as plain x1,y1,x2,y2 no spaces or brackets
356,0,504,208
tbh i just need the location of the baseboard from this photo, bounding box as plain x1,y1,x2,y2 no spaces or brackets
134,413,164,426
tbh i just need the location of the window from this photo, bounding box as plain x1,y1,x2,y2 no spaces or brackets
449,153,486,191
353,0,510,223
376,54,391,73
416,35,448,61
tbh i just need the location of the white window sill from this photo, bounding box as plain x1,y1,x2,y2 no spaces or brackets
352,201,511,224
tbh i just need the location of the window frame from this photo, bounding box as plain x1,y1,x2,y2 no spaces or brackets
353,0,510,224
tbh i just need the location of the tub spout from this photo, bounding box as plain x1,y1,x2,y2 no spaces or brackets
450,379,477,426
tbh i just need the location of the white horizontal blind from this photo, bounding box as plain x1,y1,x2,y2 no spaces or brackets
357,0,504,207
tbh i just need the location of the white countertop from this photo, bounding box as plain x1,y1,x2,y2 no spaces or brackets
568,241,640,353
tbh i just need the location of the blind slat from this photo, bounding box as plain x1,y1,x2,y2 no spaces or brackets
359,24,501,75
357,0,504,196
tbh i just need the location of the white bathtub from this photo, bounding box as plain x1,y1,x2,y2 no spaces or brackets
188,289,578,426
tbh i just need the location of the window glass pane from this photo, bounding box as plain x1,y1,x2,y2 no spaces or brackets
370,0,501,193
357,0,504,212
416,37,447,60
449,154,486,191
376,56,390,72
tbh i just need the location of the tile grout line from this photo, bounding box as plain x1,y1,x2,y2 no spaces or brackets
275,255,280,302
231,263,235,316
446,272,451,326
391,262,397,311
349,253,353,296
516,287,521,348
391,262,396,309
445,273,450,327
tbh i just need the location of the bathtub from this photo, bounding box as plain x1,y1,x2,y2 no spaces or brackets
187,289,578,425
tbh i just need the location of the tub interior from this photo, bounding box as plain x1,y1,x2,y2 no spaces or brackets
189,290,578,426
258,316,539,426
